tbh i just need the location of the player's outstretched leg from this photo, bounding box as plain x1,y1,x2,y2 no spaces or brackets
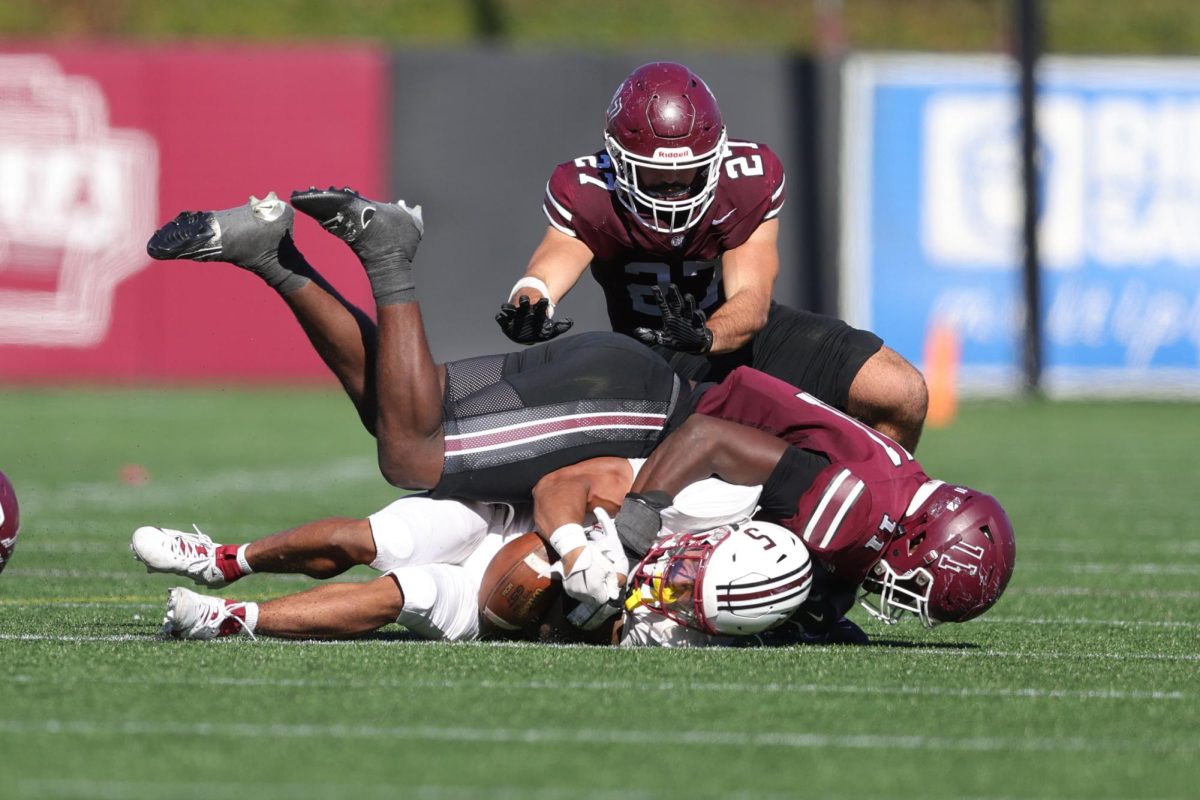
291,186,423,306
146,192,311,295
292,186,444,490
160,580,404,640
132,518,377,586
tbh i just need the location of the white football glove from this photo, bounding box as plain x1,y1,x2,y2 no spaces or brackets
587,507,631,575
549,522,624,630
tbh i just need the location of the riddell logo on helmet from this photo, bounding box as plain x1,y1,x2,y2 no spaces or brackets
0,56,158,347
653,147,695,160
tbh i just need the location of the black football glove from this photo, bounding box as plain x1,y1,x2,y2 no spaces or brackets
495,296,574,344
633,284,714,354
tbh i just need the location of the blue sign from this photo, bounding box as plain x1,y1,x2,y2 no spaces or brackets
841,55,1200,396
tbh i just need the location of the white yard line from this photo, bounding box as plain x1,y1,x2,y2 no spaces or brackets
7,779,1014,800
2,633,1198,662
10,572,1200,603
1019,539,1200,556
980,616,1200,629
1011,586,1200,599
17,457,383,514
9,672,1188,702
4,568,315,583
0,718,1192,754
3,602,158,609
1016,562,1200,575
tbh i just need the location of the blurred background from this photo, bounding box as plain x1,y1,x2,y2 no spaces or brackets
2,0,1199,403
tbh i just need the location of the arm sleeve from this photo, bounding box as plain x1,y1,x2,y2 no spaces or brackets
759,445,831,520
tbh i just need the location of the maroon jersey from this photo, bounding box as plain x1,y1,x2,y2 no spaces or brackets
542,141,786,336
695,367,930,584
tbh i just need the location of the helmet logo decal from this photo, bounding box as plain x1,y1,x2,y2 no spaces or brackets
652,146,696,160
606,91,623,123
742,527,779,550
936,542,986,576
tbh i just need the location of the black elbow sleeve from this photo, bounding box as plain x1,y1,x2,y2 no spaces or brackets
759,446,830,519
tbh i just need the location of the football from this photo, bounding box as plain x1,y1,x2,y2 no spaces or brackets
0,470,20,576
478,532,560,639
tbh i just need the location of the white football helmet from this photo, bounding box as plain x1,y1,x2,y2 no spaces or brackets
626,521,812,636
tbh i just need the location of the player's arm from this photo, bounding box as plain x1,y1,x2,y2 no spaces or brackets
705,218,779,354
531,458,633,627
631,414,790,497
496,227,594,344
619,413,828,553
531,456,634,547
511,227,594,306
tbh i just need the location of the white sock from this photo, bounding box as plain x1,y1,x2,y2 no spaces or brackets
238,601,259,635
236,544,254,576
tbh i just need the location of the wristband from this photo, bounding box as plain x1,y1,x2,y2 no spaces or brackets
549,522,587,557
509,276,556,317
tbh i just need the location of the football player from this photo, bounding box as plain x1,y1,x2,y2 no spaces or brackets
131,459,815,647
615,368,1017,628
148,188,693,616
495,61,928,452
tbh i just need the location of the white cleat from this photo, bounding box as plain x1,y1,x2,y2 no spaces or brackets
161,587,255,640
131,525,230,588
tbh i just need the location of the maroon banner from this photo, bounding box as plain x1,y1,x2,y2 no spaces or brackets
0,44,388,383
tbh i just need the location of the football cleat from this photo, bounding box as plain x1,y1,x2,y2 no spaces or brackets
146,192,293,268
737,615,870,647
290,186,423,258
800,616,870,646
131,525,230,588
161,587,255,640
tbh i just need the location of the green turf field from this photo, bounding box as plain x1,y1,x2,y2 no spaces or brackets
1,388,1197,799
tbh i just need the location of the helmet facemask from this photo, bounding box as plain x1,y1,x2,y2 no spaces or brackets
859,560,939,628
605,129,727,234
626,529,722,634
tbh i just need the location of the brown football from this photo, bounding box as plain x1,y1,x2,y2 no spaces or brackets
478,532,561,639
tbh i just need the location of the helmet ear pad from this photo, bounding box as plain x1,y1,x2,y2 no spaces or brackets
604,62,727,234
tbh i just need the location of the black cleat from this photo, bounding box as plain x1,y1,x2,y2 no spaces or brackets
800,616,870,646
291,186,423,262
146,210,221,261
146,193,293,270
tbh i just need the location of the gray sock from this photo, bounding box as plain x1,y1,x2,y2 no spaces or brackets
291,189,423,305
345,201,423,305
211,194,311,296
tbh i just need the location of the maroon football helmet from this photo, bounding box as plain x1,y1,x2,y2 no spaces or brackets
0,470,19,575
860,482,1016,627
604,62,727,234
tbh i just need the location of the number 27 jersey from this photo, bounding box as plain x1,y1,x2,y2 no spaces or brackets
542,142,786,336
695,367,930,584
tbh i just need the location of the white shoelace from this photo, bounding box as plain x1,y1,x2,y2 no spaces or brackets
221,602,257,641
168,525,216,564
